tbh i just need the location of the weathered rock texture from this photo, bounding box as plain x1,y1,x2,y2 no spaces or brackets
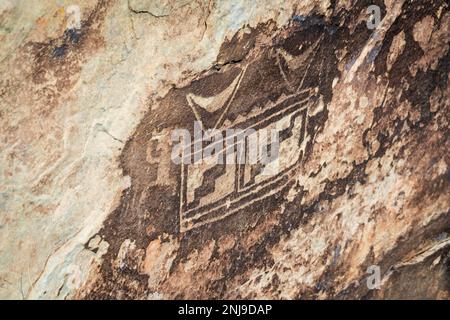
0,0,449,299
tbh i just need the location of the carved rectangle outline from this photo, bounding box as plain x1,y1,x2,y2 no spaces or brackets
179,91,312,232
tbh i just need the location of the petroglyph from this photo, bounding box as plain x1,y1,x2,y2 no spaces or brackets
111,17,334,234
81,1,449,300
0,0,449,300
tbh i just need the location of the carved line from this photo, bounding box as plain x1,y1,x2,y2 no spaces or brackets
213,65,248,130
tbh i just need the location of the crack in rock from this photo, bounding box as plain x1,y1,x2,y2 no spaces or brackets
127,0,170,18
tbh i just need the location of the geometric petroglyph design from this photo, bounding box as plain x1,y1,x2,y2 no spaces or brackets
179,73,318,231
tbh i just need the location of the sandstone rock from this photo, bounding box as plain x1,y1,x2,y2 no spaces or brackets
0,0,448,300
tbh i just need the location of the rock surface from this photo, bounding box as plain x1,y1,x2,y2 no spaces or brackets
0,0,448,299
